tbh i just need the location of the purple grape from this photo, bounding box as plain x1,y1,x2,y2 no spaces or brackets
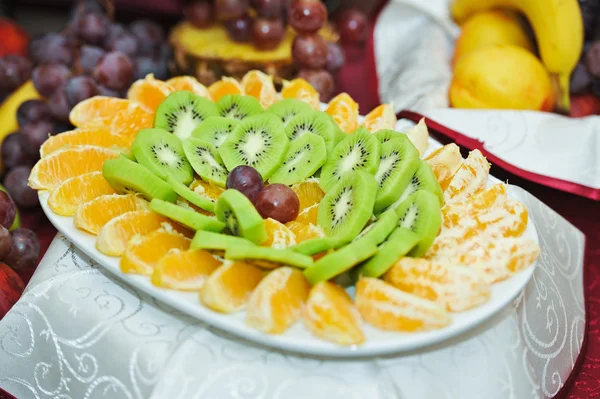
106,23,127,40
571,62,593,94
21,120,56,156
3,167,39,209
336,8,368,45
48,87,72,123
252,18,285,50
79,45,106,75
254,184,299,223
28,33,75,66
0,191,16,230
225,14,253,42
226,165,264,202
70,0,108,21
185,1,215,28
134,56,169,81
16,100,51,127
96,84,121,97
1,133,33,169
252,0,284,18
298,69,334,101
74,12,109,45
0,55,32,94
129,20,165,56
0,226,12,260
64,76,99,107
104,29,139,57
32,63,71,98
93,51,134,91
326,42,345,73
3,228,40,271
216,0,250,21
289,0,327,33
292,34,328,69
585,41,600,78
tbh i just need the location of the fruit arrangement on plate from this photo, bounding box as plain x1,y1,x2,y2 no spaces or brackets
27,70,540,346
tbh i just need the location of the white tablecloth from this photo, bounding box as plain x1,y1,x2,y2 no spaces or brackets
0,186,585,399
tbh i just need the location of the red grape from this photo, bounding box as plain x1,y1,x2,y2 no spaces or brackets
585,41,600,78
74,12,109,45
21,120,56,156
289,0,327,34
4,166,39,209
93,51,134,91
134,55,169,81
0,191,16,230
225,14,253,42
254,184,299,223
252,0,284,18
216,0,250,21
78,45,105,75
252,18,285,50
64,76,99,107
227,166,264,202
185,1,215,28
28,33,75,66
292,34,328,69
32,63,71,98
326,42,345,72
17,100,51,127
0,226,12,260
48,87,72,123
130,20,165,56
0,55,32,94
104,32,139,57
298,69,334,100
3,228,40,272
1,133,33,169
336,8,368,45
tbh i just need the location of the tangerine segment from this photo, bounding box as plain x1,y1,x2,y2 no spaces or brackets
208,77,243,102
246,267,310,334
383,258,491,312
152,248,222,291
325,93,359,133
74,194,149,235
29,146,120,190
355,277,450,332
281,78,320,110
295,203,318,225
303,281,364,345
166,76,211,98
127,74,175,113
442,183,508,229
288,222,324,243
190,178,224,202
291,180,324,212
96,210,171,256
425,144,464,191
200,261,265,313
241,70,277,108
263,218,296,248
48,171,115,216
361,104,397,133
40,128,130,157
444,149,490,202
120,228,191,276
69,96,132,127
109,105,154,142
471,199,528,238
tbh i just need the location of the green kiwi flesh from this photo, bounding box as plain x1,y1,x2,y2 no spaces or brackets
317,170,377,242
374,129,404,144
268,132,327,185
191,116,239,149
151,198,225,232
284,110,335,154
183,138,229,187
215,189,267,244
103,157,177,203
190,230,254,251
166,176,215,213
154,91,218,140
131,128,193,185
395,190,442,257
290,236,345,256
393,160,444,207
357,228,420,278
217,94,263,120
303,240,378,284
319,127,381,192
225,245,314,269
267,98,312,127
218,113,289,180
353,208,399,246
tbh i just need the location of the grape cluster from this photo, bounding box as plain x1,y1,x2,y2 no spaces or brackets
571,0,600,97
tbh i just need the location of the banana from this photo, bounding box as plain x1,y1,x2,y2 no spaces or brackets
451,0,584,114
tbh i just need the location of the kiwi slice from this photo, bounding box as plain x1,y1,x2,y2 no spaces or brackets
217,94,263,120
375,129,404,144
219,113,289,180
190,116,239,149
190,230,254,251
151,198,225,232
325,113,346,145
353,208,399,246
183,138,229,187
303,240,379,285
395,190,442,257
357,228,420,278
290,236,345,256
268,133,327,185
167,176,215,213
317,170,377,242
373,137,421,213
284,110,335,154
225,245,314,269
154,91,219,140
215,189,267,244
131,128,194,185
103,157,177,203
319,128,381,192
267,98,312,127
393,160,444,207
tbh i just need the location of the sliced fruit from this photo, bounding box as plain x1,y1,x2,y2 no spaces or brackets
357,228,420,278
394,160,444,207
190,116,239,149
69,96,131,127
441,183,508,229
190,178,225,202
215,189,267,244
74,193,149,235
424,143,463,191
267,98,313,127
472,199,528,238
152,248,221,290
246,267,310,334
151,198,225,232
353,208,399,247
200,260,265,313
285,110,335,153
268,132,327,185
405,118,429,156
295,203,319,225
444,149,490,202
154,91,219,141
127,74,175,113
288,222,324,243
190,230,254,251
40,127,130,157
217,94,264,120
361,104,397,133
167,176,215,213
374,129,403,144
291,180,325,212
355,277,450,331
48,171,115,216
225,245,314,269
281,78,320,110
166,76,211,98
263,218,296,248
395,190,442,257
325,92,359,133
109,104,155,141
241,70,277,108
291,235,343,256
183,137,228,187
208,76,243,102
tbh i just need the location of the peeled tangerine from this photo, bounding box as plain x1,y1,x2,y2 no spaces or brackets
449,45,554,111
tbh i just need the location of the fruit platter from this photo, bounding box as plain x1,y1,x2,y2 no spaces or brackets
28,71,540,357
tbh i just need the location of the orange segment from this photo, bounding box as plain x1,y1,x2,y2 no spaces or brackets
383,258,491,312
263,218,296,248
425,144,464,191
166,76,211,99
190,178,225,202
95,210,171,256
361,104,397,133
152,248,222,291
200,261,265,313
444,149,490,202
40,128,131,157
74,194,149,235
69,96,131,127
442,183,508,229
48,171,115,216
325,93,359,133
109,104,154,141
295,203,318,225
120,227,190,275
354,277,450,332
291,180,324,212
241,70,277,108
405,118,429,156
208,77,243,102
303,281,364,345
281,78,320,110
28,146,119,190
287,222,324,243
469,199,529,238
246,267,310,334
127,74,175,113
